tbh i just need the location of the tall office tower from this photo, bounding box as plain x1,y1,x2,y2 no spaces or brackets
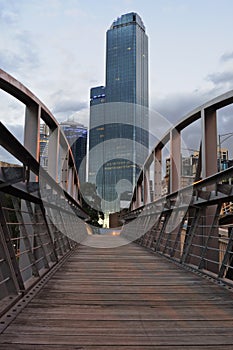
106,12,148,106
40,123,49,170
60,120,87,184
89,12,149,216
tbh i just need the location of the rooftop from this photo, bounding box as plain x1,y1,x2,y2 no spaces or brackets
110,12,145,31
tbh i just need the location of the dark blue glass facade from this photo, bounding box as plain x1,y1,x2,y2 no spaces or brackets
60,121,87,184
89,13,149,214
106,13,148,107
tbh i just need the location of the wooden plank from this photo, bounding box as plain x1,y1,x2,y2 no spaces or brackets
2,333,233,346
0,238,233,348
0,346,233,350
5,325,233,336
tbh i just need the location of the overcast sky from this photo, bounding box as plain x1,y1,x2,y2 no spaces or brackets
0,0,233,157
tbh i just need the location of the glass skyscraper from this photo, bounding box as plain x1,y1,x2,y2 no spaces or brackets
40,123,49,171
106,12,148,106
89,12,149,216
60,120,87,184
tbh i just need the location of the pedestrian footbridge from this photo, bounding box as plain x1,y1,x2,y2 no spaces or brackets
1,236,233,349
1,69,233,348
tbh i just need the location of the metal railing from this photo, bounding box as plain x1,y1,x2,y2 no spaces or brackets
0,70,91,321
122,166,233,286
0,127,89,318
0,190,83,316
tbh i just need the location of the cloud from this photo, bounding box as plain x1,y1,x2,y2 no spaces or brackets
150,91,205,153
151,81,233,157
0,50,24,72
0,90,25,126
152,91,207,124
220,51,233,62
52,98,87,115
0,30,40,77
206,71,233,87
5,124,24,143
0,123,24,164
0,9,18,24
15,31,39,64
68,108,90,127
0,1,19,25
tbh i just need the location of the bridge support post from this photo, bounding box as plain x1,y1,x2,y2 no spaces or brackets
48,127,60,182
73,182,78,201
170,128,181,193
143,167,150,205
199,108,219,273
154,149,162,200
24,104,40,181
60,146,68,191
136,183,142,208
68,167,74,196
202,108,218,178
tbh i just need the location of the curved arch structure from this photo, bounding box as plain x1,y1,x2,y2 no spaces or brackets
0,68,82,204
0,69,90,310
130,89,233,210
122,90,233,281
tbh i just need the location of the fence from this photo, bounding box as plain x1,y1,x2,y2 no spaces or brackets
122,166,233,286
0,122,89,317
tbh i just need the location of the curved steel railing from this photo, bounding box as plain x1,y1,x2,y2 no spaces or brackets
0,69,89,318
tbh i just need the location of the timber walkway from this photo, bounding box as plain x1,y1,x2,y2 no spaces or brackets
0,236,233,349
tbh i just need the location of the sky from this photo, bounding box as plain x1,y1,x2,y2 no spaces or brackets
0,0,233,158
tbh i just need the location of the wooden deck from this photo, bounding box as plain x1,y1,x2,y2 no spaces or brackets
1,235,233,349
